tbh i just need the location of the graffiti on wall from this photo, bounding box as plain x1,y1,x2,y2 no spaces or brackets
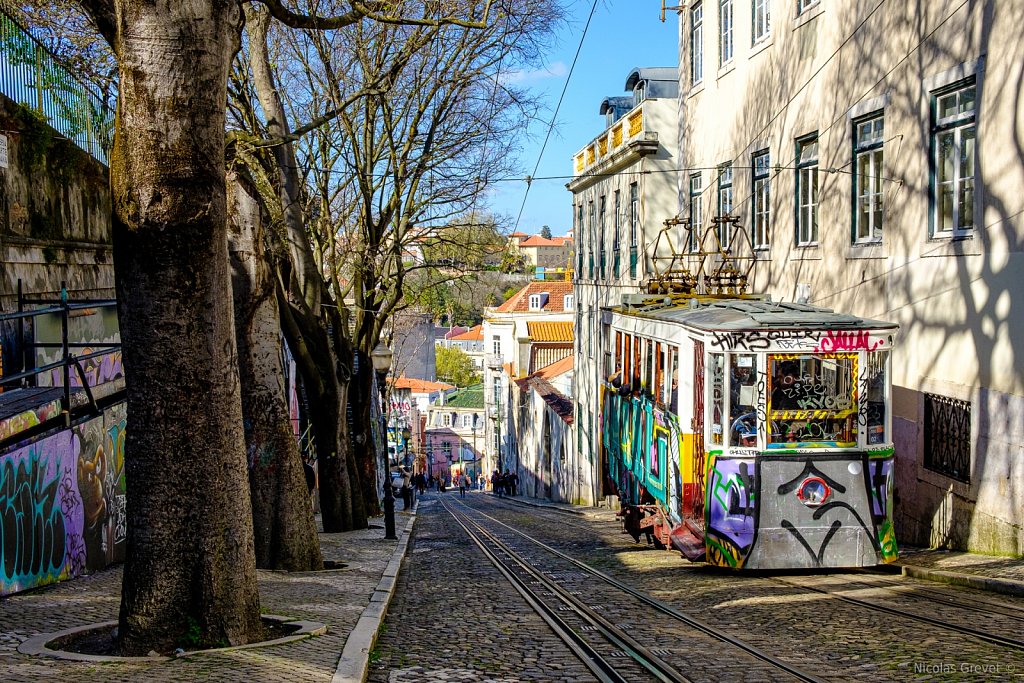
0,403,126,595
0,399,63,443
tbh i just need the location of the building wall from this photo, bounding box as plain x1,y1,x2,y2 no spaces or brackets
570,91,681,507
0,401,127,595
675,0,1022,554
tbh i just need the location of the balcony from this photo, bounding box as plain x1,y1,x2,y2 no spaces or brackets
572,101,659,178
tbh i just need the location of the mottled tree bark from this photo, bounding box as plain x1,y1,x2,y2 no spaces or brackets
103,0,262,655
227,170,322,571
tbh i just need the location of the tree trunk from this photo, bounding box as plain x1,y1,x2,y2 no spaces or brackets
109,1,262,655
352,350,382,518
227,171,322,571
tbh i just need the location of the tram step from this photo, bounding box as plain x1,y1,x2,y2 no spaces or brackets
670,524,706,562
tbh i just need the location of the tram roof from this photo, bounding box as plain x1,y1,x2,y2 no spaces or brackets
613,296,898,332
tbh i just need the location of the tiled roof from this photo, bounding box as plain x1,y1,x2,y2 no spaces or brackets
535,355,574,380
393,378,454,393
514,376,573,424
443,383,484,409
494,281,575,313
528,321,574,342
509,231,528,238
450,324,483,341
519,235,567,248
443,326,469,339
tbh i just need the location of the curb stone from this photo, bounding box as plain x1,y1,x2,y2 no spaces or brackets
496,495,589,517
897,564,1024,598
332,503,418,683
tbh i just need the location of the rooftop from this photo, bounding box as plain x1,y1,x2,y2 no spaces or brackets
443,383,484,409
449,324,483,341
527,321,574,342
534,355,574,380
393,378,455,393
493,281,575,313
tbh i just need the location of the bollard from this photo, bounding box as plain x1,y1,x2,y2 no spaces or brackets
383,478,397,540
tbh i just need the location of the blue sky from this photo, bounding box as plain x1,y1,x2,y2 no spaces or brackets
485,1,679,237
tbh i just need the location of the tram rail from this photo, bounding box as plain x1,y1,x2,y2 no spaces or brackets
769,576,1024,653
445,497,823,683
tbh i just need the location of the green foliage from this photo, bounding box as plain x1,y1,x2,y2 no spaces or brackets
436,346,481,388
501,286,519,302
539,225,552,239
178,616,203,649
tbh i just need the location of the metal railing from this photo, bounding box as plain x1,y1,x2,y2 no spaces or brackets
0,281,121,422
0,8,112,164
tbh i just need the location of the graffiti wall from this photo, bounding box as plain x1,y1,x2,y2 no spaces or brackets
0,402,126,595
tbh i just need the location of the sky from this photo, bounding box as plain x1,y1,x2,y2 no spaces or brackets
484,1,679,237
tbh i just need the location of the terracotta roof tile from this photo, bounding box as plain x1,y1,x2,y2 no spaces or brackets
449,324,483,341
393,378,455,393
494,281,575,313
535,355,574,380
527,321,574,342
518,235,567,247
516,376,573,424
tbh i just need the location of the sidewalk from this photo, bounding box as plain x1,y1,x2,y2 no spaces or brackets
0,508,417,683
497,494,1024,598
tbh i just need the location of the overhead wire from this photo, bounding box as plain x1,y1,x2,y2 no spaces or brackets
511,0,599,233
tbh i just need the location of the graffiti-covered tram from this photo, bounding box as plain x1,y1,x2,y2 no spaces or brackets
601,295,899,570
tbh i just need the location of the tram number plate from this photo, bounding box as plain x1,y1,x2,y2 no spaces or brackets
639,516,657,529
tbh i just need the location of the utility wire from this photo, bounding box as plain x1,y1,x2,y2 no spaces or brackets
512,0,599,233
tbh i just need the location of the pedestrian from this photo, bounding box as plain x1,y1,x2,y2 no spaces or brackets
477,473,485,491
400,467,413,510
491,469,502,497
458,473,468,498
510,470,519,497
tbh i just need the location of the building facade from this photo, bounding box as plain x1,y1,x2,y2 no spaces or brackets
568,67,681,507
673,0,1023,554
425,384,485,482
482,281,575,482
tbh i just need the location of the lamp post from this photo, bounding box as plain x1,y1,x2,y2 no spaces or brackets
371,342,397,541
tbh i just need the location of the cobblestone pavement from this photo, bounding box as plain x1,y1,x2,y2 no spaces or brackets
0,516,413,683
378,492,1024,683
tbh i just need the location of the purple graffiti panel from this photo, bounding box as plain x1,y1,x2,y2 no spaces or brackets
705,456,756,568
0,403,127,596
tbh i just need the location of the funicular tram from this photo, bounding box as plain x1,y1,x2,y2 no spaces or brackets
602,220,899,570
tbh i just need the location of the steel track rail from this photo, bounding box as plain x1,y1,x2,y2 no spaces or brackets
849,573,1024,620
446,499,691,683
461,497,824,683
440,498,630,683
770,576,1024,652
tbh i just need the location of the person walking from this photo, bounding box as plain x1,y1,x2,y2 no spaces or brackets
510,470,519,497
491,469,502,497
458,473,468,498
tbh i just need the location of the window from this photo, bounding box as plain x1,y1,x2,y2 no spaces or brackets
599,195,607,278
751,151,770,249
442,414,452,427
924,393,971,483
529,294,541,310
576,203,584,272
462,414,472,428
797,0,819,14
768,354,858,447
932,79,976,237
629,182,639,278
441,441,451,458
633,81,645,106
588,200,595,277
690,2,703,85
613,190,621,276
752,0,770,43
492,336,501,356
796,134,819,245
854,113,884,243
563,294,574,311
719,0,733,66
717,163,733,247
689,173,703,252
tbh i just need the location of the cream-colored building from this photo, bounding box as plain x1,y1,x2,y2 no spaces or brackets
673,0,1023,554
567,67,680,507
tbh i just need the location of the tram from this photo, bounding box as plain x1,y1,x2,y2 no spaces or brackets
602,227,899,570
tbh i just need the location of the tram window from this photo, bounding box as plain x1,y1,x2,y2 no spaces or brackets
622,334,632,389
710,353,726,446
767,354,858,447
632,337,641,392
865,350,889,444
645,339,654,397
655,342,664,403
669,346,679,413
729,354,758,447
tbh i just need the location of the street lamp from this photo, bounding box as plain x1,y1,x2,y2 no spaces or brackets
370,342,397,541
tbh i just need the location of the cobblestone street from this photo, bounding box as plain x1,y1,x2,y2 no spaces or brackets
369,492,1024,683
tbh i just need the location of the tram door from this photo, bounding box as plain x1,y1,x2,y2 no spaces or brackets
683,340,706,533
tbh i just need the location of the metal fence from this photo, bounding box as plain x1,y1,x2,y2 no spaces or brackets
0,8,112,165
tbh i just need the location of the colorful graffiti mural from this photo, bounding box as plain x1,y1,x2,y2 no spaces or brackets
0,398,63,443
0,403,126,595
